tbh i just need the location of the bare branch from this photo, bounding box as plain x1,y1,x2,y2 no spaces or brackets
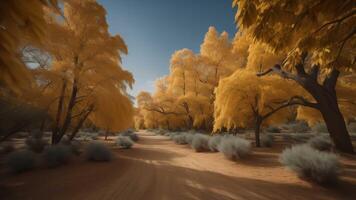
313,9,356,34
263,95,319,120
257,64,299,81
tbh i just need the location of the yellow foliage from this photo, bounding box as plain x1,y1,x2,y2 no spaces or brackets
32,0,134,132
233,0,355,70
0,0,58,93
214,69,305,132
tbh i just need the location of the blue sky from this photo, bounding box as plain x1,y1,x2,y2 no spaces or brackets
97,0,237,96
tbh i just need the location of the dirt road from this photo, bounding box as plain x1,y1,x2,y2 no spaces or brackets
1,131,356,200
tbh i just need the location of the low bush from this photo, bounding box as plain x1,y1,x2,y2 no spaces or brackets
283,133,312,143
218,137,251,160
261,134,274,147
307,135,332,151
280,145,339,185
284,121,310,133
169,132,179,140
85,142,112,162
121,132,139,142
173,134,187,145
25,137,47,153
184,133,195,145
69,140,82,155
191,134,210,152
6,150,36,173
43,145,72,168
116,136,134,149
156,129,167,135
312,123,328,133
208,135,223,152
266,126,281,133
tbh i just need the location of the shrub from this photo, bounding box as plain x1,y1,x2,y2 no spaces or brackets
280,145,339,184
173,134,187,145
156,129,167,135
6,150,36,173
284,121,310,133
307,135,332,151
121,132,139,142
191,134,210,152
85,142,112,162
25,137,47,153
283,133,312,143
116,136,134,149
208,135,223,152
312,123,328,133
261,134,274,147
69,140,82,155
43,145,72,168
218,136,251,160
169,132,179,140
184,133,195,145
266,126,281,133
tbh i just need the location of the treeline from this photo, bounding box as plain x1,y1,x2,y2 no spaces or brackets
135,0,356,153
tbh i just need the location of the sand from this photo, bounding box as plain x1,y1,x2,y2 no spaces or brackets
1,130,356,200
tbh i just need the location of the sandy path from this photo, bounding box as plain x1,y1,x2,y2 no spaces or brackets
1,130,356,200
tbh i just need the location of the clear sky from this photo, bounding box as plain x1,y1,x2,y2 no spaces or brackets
97,0,236,96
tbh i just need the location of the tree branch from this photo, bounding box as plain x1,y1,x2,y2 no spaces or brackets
309,64,320,81
323,68,340,94
263,95,319,120
257,64,299,82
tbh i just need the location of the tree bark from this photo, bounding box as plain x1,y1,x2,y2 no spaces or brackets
254,116,262,147
54,78,78,144
52,79,67,144
297,68,353,153
308,82,354,153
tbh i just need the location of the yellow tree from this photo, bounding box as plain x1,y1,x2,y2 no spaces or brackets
233,0,356,153
0,0,58,93
214,69,307,147
31,0,134,143
136,91,161,129
135,27,244,132
200,26,239,83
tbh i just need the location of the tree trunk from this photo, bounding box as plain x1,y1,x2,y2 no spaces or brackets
254,116,262,147
294,65,353,153
105,132,108,140
312,86,354,153
55,78,78,144
259,63,354,153
52,79,67,144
